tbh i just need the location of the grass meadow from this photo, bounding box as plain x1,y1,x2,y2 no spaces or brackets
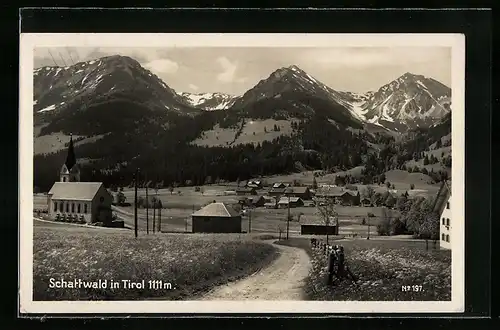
33,225,278,300
277,238,451,301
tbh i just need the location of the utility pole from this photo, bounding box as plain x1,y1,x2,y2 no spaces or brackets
248,208,252,233
134,168,139,238
145,174,149,235
286,195,290,240
367,215,371,240
153,187,156,234
158,205,162,233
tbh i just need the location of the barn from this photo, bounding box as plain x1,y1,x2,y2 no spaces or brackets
300,216,338,235
191,202,242,233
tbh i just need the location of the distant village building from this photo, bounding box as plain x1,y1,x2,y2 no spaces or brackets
277,196,304,208
316,187,360,206
272,182,289,189
300,215,338,235
236,187,258,196
434,181,452,250
246,180,263,189
191,202,242,233
263,196,278,209
248,196,266,207
269,187,286,197
285,186,312,200
47,135,113,224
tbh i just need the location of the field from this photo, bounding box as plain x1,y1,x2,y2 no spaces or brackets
35,180,406,237
33,224,278,300
191,119,294,147
33,130,108,155
278,237,451,301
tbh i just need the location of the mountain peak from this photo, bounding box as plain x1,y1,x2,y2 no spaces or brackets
287,64,303,71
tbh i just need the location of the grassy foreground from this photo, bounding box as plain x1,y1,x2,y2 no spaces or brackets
33,226,278,300
277,238,451,301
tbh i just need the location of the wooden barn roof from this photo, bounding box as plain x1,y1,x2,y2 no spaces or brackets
192,202,240,217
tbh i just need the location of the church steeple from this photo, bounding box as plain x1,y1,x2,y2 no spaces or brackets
65,133,76,170
60,133,80,182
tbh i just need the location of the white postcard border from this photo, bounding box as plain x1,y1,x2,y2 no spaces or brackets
19,33,465,314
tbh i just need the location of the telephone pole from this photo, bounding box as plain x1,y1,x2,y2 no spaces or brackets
158,204,162,233
134,168,139,238
145,173,149,235
286,195,291,240
248,208,252,233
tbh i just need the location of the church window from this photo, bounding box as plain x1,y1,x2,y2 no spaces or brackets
65,202,69,212
53,202,57,212
446,201,450,209
446,218,450,226
445,234,450,242
84,204,88,214
77,203,81,213
71,203,75,213
441,233,445,241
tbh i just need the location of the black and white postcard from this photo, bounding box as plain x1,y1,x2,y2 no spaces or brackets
19,33,465,314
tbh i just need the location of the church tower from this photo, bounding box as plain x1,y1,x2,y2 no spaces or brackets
60,134,81,182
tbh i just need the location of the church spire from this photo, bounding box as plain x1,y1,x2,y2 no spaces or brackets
65,133,76,170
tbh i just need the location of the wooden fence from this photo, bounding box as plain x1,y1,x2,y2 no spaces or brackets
309,238,358,286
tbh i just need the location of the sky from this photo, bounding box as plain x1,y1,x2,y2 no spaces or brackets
33,46,451,95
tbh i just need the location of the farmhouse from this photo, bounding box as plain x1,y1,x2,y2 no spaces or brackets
316,187,360,206
263,196,277,208
238,196,265,208
246,180,263,189
47,135,113,224
434,180,452,250
300,216,338,236
277,196,304,208
272,182,289,189
284,186,312,200
268,187,286,197
235,187,257,196
191,202,242,233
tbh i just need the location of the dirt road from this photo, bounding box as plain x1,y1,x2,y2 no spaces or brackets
199,240,311,300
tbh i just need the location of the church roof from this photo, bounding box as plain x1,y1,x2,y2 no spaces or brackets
48,182,104,201
192,202,240,217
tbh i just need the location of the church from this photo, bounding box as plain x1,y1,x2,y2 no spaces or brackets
47,135,113,224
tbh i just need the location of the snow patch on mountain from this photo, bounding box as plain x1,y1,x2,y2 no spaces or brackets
179,92,240,111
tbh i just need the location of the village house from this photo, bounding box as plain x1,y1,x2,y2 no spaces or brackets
235,187,257,196
238,195,265,208
316,187,360,206
246,180,263,189
284,186,312,200
272,182,289,189
300,215,338,236
434,181,452,250
277,196,304,208
268,186,286,197
263,196,277,209
47,135,113,225
191,202,242,233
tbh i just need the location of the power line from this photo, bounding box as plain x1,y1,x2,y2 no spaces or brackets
66,48,75,65
47,49,58,66
59,52,67,67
